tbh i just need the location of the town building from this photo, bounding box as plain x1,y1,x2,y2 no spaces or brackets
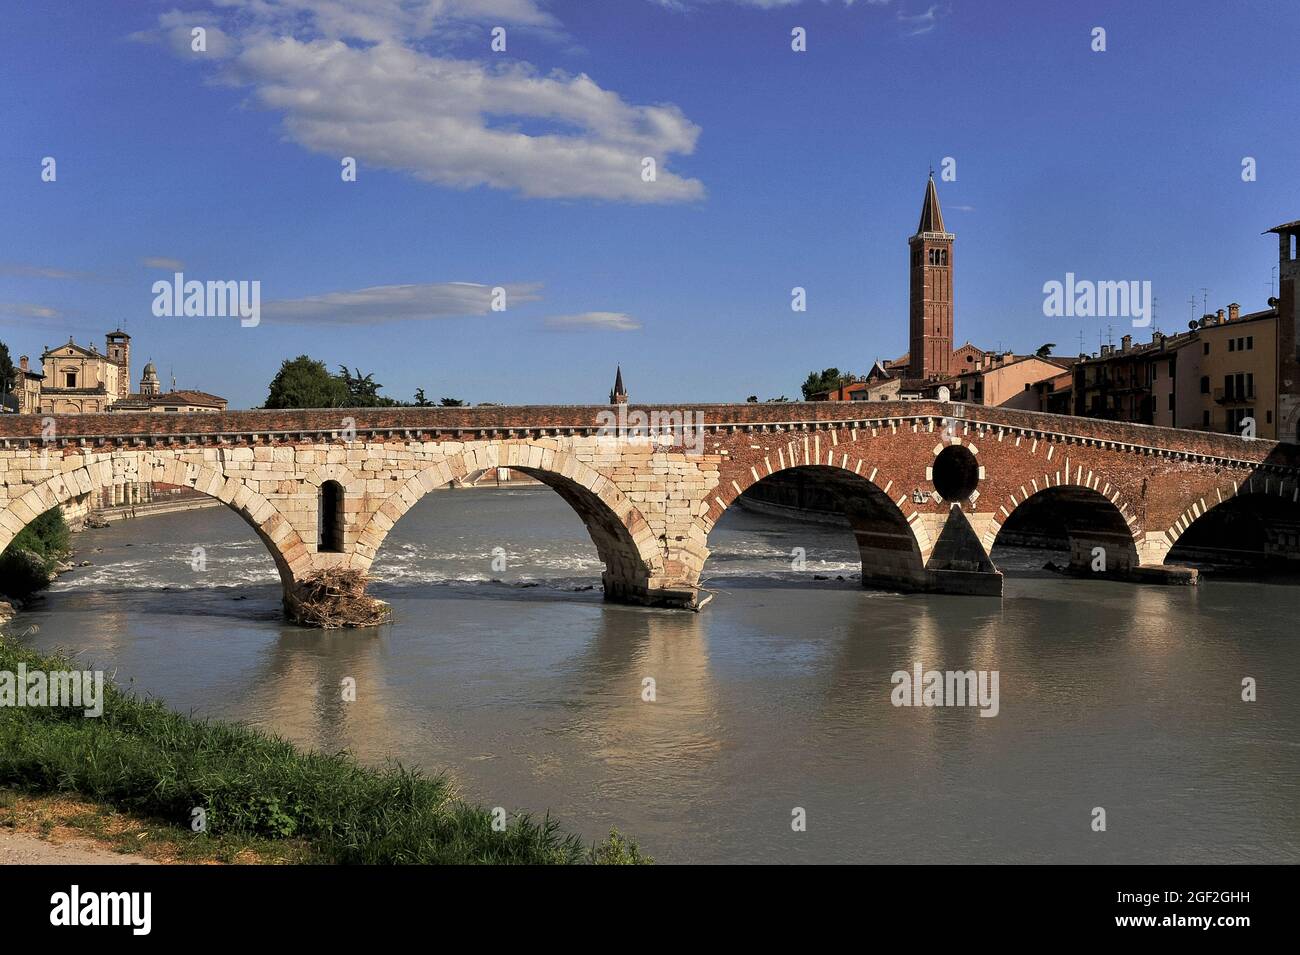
1072,218,1299,441
10,330,227,415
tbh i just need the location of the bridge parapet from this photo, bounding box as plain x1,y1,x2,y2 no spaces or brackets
3,404,1300,621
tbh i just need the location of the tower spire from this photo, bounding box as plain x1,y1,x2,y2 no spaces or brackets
609,365,628,405
916,173,945,235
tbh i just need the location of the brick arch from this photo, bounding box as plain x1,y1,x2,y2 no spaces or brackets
986,482,1141,572
978,434,1145,556
1161,471,1300,561
699,448,932,590
706,438,932,555
349,441,664,598
0,452,311,589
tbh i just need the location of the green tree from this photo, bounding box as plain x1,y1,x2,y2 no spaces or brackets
0,340,16,410
1035,343,1055,358
0,507,71,598
413,388,432,407
264,356,350,409
439,397,466,407
800,368,851,400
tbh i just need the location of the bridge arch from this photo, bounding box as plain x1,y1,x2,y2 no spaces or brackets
351,442,667,604
0,452,312,590
1163,474,1300,567
698,457,931,592
989,482,1140,574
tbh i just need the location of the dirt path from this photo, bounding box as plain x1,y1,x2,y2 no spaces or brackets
0,830,156,865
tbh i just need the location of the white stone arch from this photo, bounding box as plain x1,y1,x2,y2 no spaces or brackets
350,441,666,601
0,450,311,589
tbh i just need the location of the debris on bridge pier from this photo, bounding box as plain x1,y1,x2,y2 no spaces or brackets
286,569,390,629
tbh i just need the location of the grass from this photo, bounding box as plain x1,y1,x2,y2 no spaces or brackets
0,635,649,864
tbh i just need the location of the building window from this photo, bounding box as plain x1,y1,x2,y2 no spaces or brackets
64,371,77,388
1229,339,1235,352
1267,410,1273,424
1247,336,1253,350
318,480,344,553
1247,372,1254,398
1200,376,1209,393
1203,342,1210,355
1168,393,1174,411
1202,410,1210,427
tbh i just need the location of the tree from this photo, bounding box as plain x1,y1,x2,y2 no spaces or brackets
264,356,349,409
413,388,432,407
1035,343,1055,358
338,366,399,407
439,397,466,407
800,368,851,400
0,340,16,409
746,395,758,403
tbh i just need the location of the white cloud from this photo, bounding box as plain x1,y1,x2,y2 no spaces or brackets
0,302,64,322
129,10,238,59
142,257,186,270
148,1,704,203
261,281,542,325
897,4,947,36
543,311,641,331
651,0,890,8
0,263,97,281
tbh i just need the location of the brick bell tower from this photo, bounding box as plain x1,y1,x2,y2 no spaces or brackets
1269,219,1300,442
908,173,954,381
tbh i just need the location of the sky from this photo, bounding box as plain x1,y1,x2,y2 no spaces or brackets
1,0,1297,409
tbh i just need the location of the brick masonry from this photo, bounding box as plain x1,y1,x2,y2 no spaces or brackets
3,401,1299,615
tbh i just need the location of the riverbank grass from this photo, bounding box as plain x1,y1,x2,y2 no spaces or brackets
0,636,647,864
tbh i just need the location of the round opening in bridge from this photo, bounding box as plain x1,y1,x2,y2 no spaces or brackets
932,445,979,500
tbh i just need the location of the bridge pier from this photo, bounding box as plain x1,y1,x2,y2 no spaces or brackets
1057,534,1198,586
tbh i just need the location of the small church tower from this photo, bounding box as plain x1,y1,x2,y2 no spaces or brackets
609,366,628,404
105,329,131,401
908,174,955,381
140,360,161,397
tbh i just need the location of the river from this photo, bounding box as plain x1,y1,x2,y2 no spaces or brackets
11,487,1299,863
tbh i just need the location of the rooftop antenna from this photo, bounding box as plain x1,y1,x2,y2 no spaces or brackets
1200,287,1211,316
1188,293,1197,324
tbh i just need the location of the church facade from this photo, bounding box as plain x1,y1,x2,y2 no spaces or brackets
16,329,227,415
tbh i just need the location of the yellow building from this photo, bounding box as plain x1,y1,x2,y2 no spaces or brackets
18,330,227,414
1194,305,1278,438
37,336,124,414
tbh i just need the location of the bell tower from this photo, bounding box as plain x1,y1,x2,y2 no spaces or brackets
908,175,954,380
1270,219,1300,441
105,329,131,401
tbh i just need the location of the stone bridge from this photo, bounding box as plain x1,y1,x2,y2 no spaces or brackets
3,402,1299,619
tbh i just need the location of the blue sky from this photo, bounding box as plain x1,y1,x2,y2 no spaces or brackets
1,0,1297,408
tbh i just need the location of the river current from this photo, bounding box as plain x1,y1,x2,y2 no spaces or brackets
11,486,1299,863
